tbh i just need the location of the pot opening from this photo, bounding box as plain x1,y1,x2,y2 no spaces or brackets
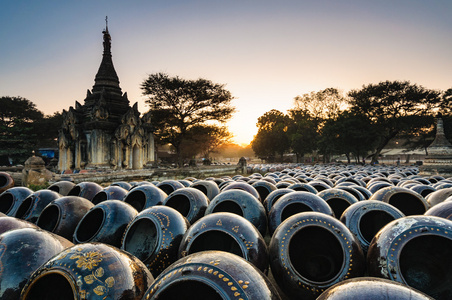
91,191,107,205
388,193,426,216
37,205,60,232
123,218,158,262
0,176,7,187
326,198,350,219
255,186,270,201
124,191,146,211
74,208,104,242
0,193,13,214
212,200,243,216
158,184,175,195
281,203,312,222
153,279,224,300
15,195,33,219
343,189,362,200
188,230,244,258
22,272,76,299
359,210,395,244
47,185,60,193
67,186,81,196
400,234,452,299
192,184,208,195
165,194,191,216
289,226,344,283
292,186,310,192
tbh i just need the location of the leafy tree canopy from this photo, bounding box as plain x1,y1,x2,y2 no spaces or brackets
0,96,44,163
251,109,290,161
347,80,441,163
287,109,318,161
319,111,377,163
141,73,235,165
293,88,347,122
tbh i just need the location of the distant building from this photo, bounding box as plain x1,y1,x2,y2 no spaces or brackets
58,23,154,171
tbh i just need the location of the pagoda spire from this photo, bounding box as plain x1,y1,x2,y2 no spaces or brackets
426,114,452,156
93,16,121,94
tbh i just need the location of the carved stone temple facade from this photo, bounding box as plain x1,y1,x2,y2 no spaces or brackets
58,26,155,171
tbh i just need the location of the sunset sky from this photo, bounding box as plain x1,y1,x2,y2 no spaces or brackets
1,1,451,145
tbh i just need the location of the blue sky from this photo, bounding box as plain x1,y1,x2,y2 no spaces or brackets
1,0,451,144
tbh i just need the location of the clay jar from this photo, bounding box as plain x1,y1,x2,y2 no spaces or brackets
0,228,73,299
21,242,154,299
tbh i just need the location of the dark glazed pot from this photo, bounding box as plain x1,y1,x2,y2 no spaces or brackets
178,212,269,273
190,180,220,200
67,181,103,201
121,206,189,276
317,188,359,219
205,189,267,236
0,187,33,216
252,180,277,203
268,191,334,236
91,185,128,205
0,216,37,234
334,186,366,201
367,215,452,300
14,189,61,223
425,187,452,207
178,179,192,187
287,182,318,193
368,181,394,194
276,181,291,189
21,242,154,300
36,196,94,240
110,181,132,190
162,187,210,224
73,200,138,247
0,228,73,300
340,200,405,254
308,180,331,192
143,251,281,300
269,211,365,300
425,200,452,220
317,277,434,300
47,181,76,196
0,172,14,193
410,184,437,198
123,184,167,212
156,180,185,195
369,186,429,216
221,182,261,201
263,188,295,213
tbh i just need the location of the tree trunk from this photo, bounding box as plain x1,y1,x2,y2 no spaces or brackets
371,132,398,164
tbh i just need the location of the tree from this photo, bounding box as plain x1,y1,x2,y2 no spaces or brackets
251,110,290,162
180,124,232,161
347,81,441,163
141,73,235,165
293,88,348,124
318,111,377,163
0,96,44,164
287,109,318,162
34,112,64,149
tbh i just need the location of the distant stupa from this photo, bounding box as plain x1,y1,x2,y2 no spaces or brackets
58,18,155,171
420,114,452,176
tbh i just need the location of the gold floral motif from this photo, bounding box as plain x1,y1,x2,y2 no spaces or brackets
105,277,115,288
93,285,107,296
70,251,103,270
80,266,115,299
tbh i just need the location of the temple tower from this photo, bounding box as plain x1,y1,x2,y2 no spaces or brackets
58,21,155,172
420,114,452,176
